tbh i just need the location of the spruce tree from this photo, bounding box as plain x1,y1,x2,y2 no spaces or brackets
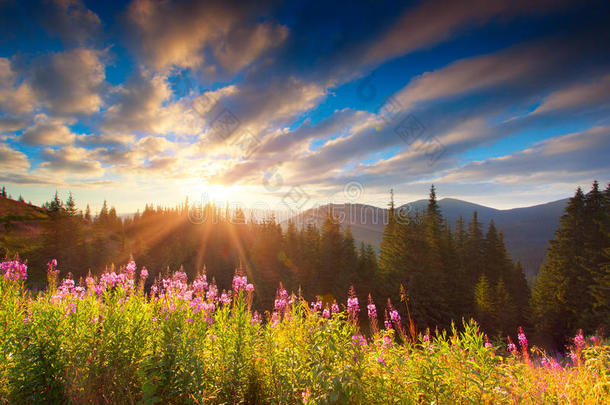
474,274,495,333
531,183,609,346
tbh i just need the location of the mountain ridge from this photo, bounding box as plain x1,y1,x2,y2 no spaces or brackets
287,197,569,277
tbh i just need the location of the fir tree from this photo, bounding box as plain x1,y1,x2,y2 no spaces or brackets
474,274,495,333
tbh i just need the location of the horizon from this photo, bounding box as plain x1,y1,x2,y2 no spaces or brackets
1,1,609,215
0,182,577,216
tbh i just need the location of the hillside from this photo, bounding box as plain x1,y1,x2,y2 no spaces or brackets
0,197,49,258
288,198,569,277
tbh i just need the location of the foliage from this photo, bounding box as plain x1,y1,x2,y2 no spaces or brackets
532,181,610,347
1,259,608,404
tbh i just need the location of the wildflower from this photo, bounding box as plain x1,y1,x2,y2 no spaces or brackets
384,310,392,330
1,259,27,281
331,303,340,314
352,334,367,347
251,311,261,325
125,260,137,277
367,297,377,320
219,292,231,305
274,287,288,312
232,274,248,292
271,311,279,327
193,276,207,293
574,329,585,348
245,283,254,292
65,302,76,316
347,286,359,319
301,389,311,403
382,334,393,348
518,327,528,350
569,351,578,363
376,357,386,365
484,334,493,349
507,336,517,354
206,284,217,301
140,268,149,280
310,298,322,312
423,328,430,344
322,308,330,318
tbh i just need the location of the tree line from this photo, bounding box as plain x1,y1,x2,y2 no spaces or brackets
1,181,607,347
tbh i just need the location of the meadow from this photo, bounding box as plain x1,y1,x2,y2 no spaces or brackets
1,259,608,404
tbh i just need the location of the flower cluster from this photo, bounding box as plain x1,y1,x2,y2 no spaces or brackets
352,334,368,348
574,329,585,349
367,295,377,320
1,259,27,281
518,327,528,350
347,286,359,319
507,336,517,354
232,274,248,291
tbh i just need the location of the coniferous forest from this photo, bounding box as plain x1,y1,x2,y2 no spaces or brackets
1,182,608,349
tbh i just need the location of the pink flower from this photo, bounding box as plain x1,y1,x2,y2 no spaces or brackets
574,329,585,348
310,298,322,312
301,388,311,403
232,274,248,291
347,286,359,319
245,283,254,292
140,268,149,280
518,327,528,350
125,260,137,277
352,334,367,347
1,260,27,281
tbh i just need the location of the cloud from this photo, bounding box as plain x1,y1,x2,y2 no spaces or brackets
362,0,569,68
0,58,36,115
103,70,203,136
0,172,57,185
0,116,27,133
76,133,136,147
532,74,610,114
35,0,101,45
436,126,610,184
21,48,106,115
20,114,76,146
0,143,30,171
39,146,103,176
125,0,287,73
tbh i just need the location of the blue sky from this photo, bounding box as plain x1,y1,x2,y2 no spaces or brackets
0,0,609,213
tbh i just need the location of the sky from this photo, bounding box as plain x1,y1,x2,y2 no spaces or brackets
0,0,609,214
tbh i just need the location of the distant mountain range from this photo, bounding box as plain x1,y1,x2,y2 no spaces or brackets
286,198,569,277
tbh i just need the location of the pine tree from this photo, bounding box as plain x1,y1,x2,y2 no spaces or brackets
494,278,517,336
379,189,398,278
510,260,530,324
474,274,495,333
531,183,609,346
65,192,77,216
319,210,343,295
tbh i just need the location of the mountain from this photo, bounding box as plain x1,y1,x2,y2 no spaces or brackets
287,198,569,277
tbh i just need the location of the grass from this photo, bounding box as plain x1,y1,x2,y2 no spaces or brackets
1,259,608,404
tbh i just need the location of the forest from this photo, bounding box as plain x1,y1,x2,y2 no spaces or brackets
0,182,608,348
